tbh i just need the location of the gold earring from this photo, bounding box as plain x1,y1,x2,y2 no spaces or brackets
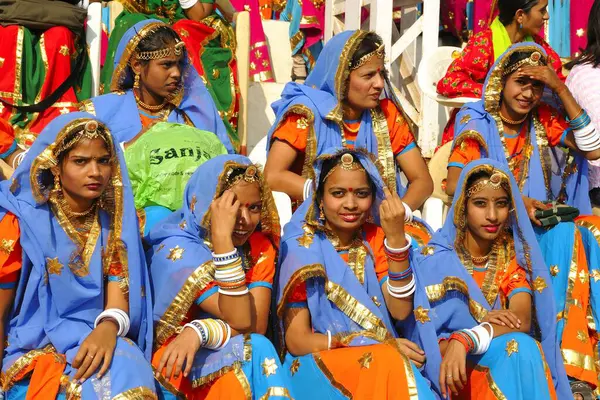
134,73,140,89
52,174,61,194
319,205,325,221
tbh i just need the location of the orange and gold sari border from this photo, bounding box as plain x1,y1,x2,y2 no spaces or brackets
112,387,158,399
562,349,597,373
333,330,383,346
313,353,352,398
276,263,326,317
565,229,582,313
191,362,242,388
259,387,294,399
155,260,215,347
1,345,56,391
405,220,432,246
327,30,369,124
232,365,253,400
425,276,489,322
453,130,489,154
472,364,507,399
110,22,167,92
325,280,390,340
370,107,397,192
398,350,419,399
153,367,185,399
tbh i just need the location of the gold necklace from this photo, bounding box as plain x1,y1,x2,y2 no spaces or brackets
134,90,167,112
471,253,490,264
500,112,528,125
58,195,96,218
342,120,361,133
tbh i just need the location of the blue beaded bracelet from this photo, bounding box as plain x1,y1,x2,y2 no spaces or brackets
212,250,240,264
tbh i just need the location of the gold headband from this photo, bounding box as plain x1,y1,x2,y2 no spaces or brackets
55,120,110,157
466,171,510,198
136,41,185,61
350,43,385,70
226,165,260,189
323,153,364,182
502,51,546,77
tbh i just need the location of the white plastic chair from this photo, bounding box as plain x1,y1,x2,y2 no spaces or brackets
417,46,478,112
248,136,293,233
421,141,453,231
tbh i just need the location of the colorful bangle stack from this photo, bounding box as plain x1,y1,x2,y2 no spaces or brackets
213,249,249,296
388,267,413,281
384,234,415,298
449,330,476,353
568,109,591,130
184,318,231,350
448,322,494,356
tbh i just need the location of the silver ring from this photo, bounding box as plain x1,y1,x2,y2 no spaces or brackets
89,354,95,359
446,374,453,378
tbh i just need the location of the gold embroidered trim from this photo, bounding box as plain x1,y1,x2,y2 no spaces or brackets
562,348,597,372
276,264,327,317
452,130,489,155
472,364,507,399
370,107,397,192
259,387,293,399
347,242,367,284
155,260,215,347
153,366,185,398
532,115,553,200
232,365,252,400
399,347,419,399
313,353,352,398
325,280,390,341
79,99,96,116
1,345,56,390
425,276,489,322
111,386,158,399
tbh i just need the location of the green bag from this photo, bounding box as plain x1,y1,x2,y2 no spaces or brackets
124,122,227,211
534,203,580,228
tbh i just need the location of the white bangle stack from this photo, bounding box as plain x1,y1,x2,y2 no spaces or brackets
213,249,249,296
383,234,412,254
386,275,416,298
179,0,199,9
94,308,130,337
470,322,494,355
402,202,413,223
303,179,313,201
184,319,231,350
326,330,332,350
574,124,600,152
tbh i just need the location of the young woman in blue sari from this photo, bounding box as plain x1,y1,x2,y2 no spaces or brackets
445,43,600,392
264,30,433,247
276,148,435,399
80,19,234,153
147,155,293,399
0,113,156,398
406,158,570,399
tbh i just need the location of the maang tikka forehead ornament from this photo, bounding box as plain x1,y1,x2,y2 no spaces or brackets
55,120,110,157
226,165,260,189
136,40,185,61
502,51,545,77
466,171,510,198
323,153,363,182
350,43,385,70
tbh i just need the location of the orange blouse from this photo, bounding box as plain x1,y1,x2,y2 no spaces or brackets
472,257,532,301
0,117,16,159
195,231,277,305
288,223,388,304
449,105,569,176
271,99,416,176
0,212,22,288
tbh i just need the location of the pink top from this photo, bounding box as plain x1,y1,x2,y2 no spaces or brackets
566,63,600,186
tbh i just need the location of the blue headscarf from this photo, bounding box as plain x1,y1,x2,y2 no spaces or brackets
85,19,234,153
266,30,413,195
147,154,280,381
276,147,412,352
0,113,154,370
404,158,570,398
452,42,590,213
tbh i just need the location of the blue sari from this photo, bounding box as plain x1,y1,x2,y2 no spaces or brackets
276,147,434,399
452,43,600,386
267,30,431,242
147,155,293,399
82,19,234,154
405,158,570,399
0,113,155,398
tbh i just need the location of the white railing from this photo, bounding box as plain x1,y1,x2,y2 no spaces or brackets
324,0,441,157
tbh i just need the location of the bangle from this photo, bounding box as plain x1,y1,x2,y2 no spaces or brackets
95,308,130,337
384,234,412,254
388,266,412,281
218,287,250,296
212,249,239,264
386,275,416,298
303,179,313,201
184,320,207,346
179,0,199,9
385,248,410,263
449,332,472,353
402,202,413,223
327,330,332,350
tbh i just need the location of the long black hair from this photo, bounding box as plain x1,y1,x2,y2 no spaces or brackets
566,0,600,69
498,0,540,25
